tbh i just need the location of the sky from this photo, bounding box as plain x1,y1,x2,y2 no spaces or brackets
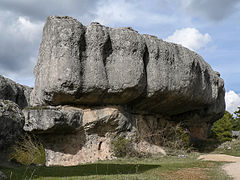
0,0,239,113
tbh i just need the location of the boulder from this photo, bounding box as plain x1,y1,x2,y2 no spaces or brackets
0,100,24,150
30,16,225,120
0,75,32,109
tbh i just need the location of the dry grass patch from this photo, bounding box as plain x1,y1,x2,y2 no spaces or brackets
167,168,208,180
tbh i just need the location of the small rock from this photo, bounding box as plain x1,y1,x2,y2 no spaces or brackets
178,154,188,158
0,171,7,180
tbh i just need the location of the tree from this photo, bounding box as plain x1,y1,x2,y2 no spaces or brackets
232,107,240,131
211,111,233,142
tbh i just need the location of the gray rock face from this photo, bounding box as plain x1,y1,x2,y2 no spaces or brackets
0,100,24,150
30,16,85,106
133,35,225,115
0,75,32,109
31,17,146,106
23,106,83,133
31,16,225,120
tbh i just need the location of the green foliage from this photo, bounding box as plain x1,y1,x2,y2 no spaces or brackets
232,107,240,131
111,136,135,157
140,121,191,151
8,134,46,166
211,111,233,143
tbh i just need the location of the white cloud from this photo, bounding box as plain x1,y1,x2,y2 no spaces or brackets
165,27,211,51
225,90,240,114
94,1,135,25
11,16,43,42
0,13,43,87
93,0,176,27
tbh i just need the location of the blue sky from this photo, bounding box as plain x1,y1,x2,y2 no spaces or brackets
0,0,239,113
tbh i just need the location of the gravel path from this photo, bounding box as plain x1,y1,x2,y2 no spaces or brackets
198,154,240,180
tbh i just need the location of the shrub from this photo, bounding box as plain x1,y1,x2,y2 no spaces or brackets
111,136,135,157
211,111,233,143
138,120,191,151
8,134,46,166
163,123,190,150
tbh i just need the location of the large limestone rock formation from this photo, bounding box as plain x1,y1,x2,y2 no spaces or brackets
19,16,225,166
30,16,224,119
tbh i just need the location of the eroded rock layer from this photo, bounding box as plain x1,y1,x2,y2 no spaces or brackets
23,106,167,166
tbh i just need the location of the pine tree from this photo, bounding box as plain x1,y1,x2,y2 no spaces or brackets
232,107,240,130
211,111,233,142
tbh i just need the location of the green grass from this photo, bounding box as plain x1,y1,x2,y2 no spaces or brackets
0,153,230,180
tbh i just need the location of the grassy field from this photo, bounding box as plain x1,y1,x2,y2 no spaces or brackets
0,153,230,180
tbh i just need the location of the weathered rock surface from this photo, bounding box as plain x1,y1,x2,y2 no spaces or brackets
133,35,225,116
30,16,225,121
0,75,32,109
0,100,24,150
23,106,83,133
24,106,166,166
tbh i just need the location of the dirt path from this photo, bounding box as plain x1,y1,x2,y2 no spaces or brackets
223,162,240,180
198,154,240,180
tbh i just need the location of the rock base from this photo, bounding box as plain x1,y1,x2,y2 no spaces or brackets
23,105,212,166
24,106,170,166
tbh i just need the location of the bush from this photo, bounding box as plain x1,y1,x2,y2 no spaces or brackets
138,120,190,151
111,136,135,157
211,111,233,143
163,123,190,150
8,134,46,166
